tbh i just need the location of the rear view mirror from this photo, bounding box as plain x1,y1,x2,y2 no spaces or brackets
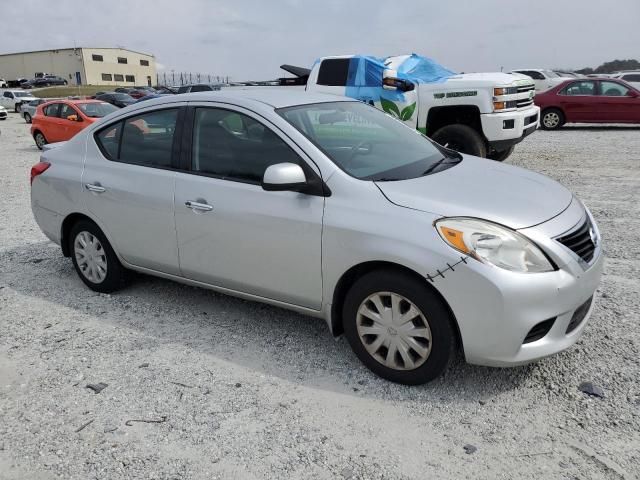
262,163,306,192
66,114,79,121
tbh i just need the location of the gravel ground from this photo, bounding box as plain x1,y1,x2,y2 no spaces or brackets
1,112,639,480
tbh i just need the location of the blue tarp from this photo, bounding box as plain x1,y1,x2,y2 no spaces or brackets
343,54,456,103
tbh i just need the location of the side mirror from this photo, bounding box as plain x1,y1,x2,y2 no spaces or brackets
262,163,307,192
382,68,415,92
628,90,639,98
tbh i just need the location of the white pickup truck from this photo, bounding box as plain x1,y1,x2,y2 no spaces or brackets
287,54,539,161
0,89,39,113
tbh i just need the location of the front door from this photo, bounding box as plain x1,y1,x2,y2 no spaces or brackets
174,105,324,309
557,81,599,122
597,81,640,123
82,107,184,275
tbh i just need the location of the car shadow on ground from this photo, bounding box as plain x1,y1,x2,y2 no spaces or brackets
559,125,640,131
2,240,540,404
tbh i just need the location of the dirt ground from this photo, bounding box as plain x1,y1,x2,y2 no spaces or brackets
1,112,639,479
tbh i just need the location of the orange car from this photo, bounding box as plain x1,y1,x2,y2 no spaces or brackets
31,99,118,149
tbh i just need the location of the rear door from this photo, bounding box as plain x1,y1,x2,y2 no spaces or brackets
82,105,186,274
557,81,599,122
597,81,640,122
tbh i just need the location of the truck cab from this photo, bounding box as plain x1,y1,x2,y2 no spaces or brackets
305,54,539,161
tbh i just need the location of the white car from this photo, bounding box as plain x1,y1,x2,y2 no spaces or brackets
0,89,38,112
0,78,8,88
610,71,640,90
511,69,573,92
0,105,7,120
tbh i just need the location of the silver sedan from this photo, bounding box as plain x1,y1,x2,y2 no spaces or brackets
30,90,603,384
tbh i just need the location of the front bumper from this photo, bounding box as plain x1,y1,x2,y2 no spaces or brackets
481,106,540,151
434,202,603,367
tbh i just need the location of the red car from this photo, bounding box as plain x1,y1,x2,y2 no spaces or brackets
31,99,118,149
535,78,640,129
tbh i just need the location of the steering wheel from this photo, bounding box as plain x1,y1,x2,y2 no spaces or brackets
346,140,373,163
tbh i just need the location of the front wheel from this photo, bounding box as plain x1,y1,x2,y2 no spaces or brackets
69,220,128,293
541,108,564,130
430,124,487,158
342,270,455,385
487,145,515,162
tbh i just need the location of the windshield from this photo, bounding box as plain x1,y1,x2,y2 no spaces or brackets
544,70,560,78
113,93,134,101
78,102,118,118
15,92,33,98
278,102,454,181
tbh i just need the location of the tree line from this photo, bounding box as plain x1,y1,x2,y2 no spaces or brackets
571,59,640,75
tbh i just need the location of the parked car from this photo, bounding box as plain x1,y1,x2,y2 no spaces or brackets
0,105,7,120
176,83,222,93
133,93,173,103
154,85,177,94
535,78,640,129
0,78,7,88
95,92,136,108
114,88,149,99
21,98,49,123
133,86,157,93
30,99,118,149
610,71,640,90
29,90,603,385
0,89,38,112
510,69,572,92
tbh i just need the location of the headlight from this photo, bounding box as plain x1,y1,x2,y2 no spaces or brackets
435,217,554,273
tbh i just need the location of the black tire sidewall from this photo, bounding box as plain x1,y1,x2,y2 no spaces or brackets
431,124,487,157
342,270,455,385
34,132,46,150
25,113,31,123
69,220,126,293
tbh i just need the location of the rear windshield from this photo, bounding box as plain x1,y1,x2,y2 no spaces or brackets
78,102,118,118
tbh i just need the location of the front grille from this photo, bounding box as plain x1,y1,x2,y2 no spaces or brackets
523,318,556,344
556,217,596,263
566,296,593,334
517,84,536,94
516,98,534,108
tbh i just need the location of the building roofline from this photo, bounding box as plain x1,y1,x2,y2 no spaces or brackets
0,47,154,58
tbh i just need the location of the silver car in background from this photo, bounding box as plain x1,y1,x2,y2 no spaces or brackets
30,90,603,384
21,98,49,123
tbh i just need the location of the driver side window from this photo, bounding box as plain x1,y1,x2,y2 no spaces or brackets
600,81,629,97
192,108,302,183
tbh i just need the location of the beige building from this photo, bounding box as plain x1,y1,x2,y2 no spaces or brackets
0,47,156,86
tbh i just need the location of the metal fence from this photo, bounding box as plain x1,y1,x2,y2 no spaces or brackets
156,72,230,87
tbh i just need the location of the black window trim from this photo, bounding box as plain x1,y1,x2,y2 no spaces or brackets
178,103,329,196
92,54,103,62
93,106,186,172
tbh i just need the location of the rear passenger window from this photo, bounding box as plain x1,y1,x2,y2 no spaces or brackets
317,59,351,86
44,103,61,117
95,109,178,168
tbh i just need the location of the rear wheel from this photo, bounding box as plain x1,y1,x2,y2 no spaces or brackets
541,108,564,130
69,220,128,293
342,270,455,385
24,113,32,124
487,145,515,162
431,124,487,158
34,131,47,150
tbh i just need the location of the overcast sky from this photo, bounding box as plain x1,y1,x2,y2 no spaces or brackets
5,0,640,80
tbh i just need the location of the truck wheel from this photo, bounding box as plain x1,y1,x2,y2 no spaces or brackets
487,145,514,162
431,124,487,158
541,108,564,130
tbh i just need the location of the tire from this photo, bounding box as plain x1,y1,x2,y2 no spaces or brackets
342,270,456,385
33,131,47,150
430,124,487,157
69,219,128,293
487,145,515,162
541,108,564,130
24,113,32,124
15,103,21,113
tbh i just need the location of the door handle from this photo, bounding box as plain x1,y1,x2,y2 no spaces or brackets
85,183,106,193
185,201,213,212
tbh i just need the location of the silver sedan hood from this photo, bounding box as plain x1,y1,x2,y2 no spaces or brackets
375,155,573,229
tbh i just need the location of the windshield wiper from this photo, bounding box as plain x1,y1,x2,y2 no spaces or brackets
421,155,462,176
